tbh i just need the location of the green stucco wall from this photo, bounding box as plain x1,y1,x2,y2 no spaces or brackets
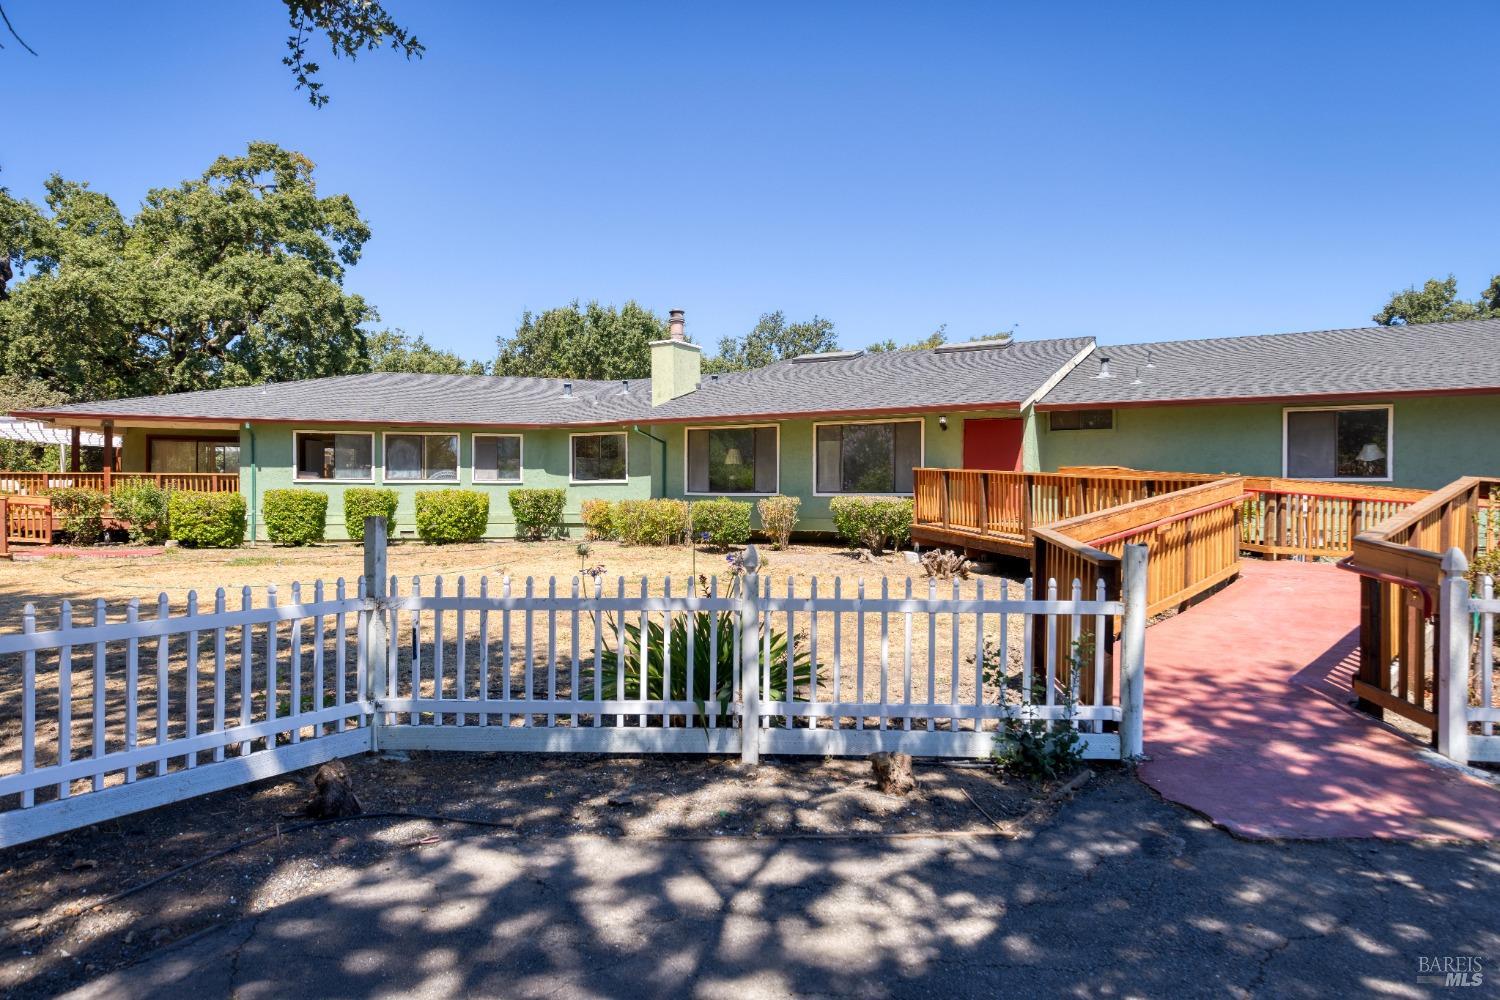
1035,395,1500,489
241,425,655,541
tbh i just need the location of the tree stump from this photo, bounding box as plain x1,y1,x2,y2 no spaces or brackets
868,751,917,796
306,760,363,819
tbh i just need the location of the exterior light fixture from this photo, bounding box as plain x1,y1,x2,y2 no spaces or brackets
938,415,948,431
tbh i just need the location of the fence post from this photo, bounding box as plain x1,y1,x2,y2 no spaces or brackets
1436,547,1471,764
738,545,761,765
362,515,390,750
1119,543,1148,759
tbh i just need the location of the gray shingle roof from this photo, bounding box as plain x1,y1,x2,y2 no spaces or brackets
1038,319,1500,408
646,336,1094,421
19,336,1094,426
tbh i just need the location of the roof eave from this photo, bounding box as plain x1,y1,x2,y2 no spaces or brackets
1035,385,1500,411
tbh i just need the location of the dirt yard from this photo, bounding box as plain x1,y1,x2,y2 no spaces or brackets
0,541,1083,808
0,751,1080,998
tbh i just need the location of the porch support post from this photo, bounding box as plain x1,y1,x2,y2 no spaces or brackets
1119,543,1148,759
738,545,761,765
101,422,114,492
69,427,81,473
362,516,390,750
1436,547,1471,764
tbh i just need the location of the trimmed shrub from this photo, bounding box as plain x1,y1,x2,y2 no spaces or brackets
508,487,566,541
689,498,752,550
263,490,328,545
416,489,489,543
344,487,399,541
615,499,689,546
829,496,913,555
757,495,800,550
580,499,618,541
168,492,247,548
109,481,171,544
50,487,109,545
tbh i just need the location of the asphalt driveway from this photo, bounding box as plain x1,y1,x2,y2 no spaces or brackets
57,774,1500,999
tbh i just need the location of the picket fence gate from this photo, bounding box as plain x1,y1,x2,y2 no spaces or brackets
1436,548,1500,766
0,519,1147,847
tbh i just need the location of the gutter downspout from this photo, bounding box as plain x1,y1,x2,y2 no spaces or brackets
243,422,257,544
632,424,668,496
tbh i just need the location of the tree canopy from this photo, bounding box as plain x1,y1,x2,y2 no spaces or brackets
0,1,423,107
366,329,488,376
1373,274,1498,326
494,301,667,381
705,311,838,373
0,142,375,400
868,325,950,353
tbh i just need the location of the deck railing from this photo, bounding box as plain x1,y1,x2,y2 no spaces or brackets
0,471,240,496
912,468,1219,551
1239,478,1428,559
1343,476,1500,736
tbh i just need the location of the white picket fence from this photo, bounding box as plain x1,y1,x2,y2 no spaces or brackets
0,520,1147,847
1437,549,1500,765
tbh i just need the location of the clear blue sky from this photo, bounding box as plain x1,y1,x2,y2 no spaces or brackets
4,1,1497,359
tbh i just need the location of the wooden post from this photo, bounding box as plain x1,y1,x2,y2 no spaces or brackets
940,471,951,530
101,422,114,493
739,545,761,765
1119,543,1148,759
362,515,390,748
0,497,9,560
1436,547,1471,763
1021,474,1035,542
978,473,990,536
69,427,81,473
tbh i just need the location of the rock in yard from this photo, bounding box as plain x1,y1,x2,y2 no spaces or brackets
306,760,363,819
868,751,917,796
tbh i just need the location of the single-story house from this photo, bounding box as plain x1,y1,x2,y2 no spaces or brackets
12,313,1500,540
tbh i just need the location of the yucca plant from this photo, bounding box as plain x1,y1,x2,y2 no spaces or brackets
589,582,820,727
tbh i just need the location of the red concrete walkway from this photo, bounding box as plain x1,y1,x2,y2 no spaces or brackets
1138,559,1500,841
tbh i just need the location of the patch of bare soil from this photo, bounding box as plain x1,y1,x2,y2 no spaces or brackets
0,752,1085,999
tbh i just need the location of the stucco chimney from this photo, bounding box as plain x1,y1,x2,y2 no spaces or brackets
651,308,702,405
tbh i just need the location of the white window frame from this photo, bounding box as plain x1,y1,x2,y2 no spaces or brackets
683,423,781,496
380,431,462,485
569,431,630,485
471,433,525,485
811,417,926,497
292,429,375,484
1281,404,1394,483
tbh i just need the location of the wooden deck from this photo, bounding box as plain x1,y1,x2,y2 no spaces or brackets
0,472,241,550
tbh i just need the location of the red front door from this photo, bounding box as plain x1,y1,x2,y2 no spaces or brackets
962,418,1024,471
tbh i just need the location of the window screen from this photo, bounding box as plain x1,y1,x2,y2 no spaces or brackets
385,434,458,481
474,435,522,482
814,421,921,494
1285,409,1390,479
572,434,627,481
1048,410,1114,431
295,433,372,480
686,427,778,493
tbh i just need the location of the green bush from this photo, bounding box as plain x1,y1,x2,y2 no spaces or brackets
829,496,913,555
416,489,490,543
689,498,752,549
580,499,618,541
263,490,328,545
344,487,399,541
757,495,800,550
50,487,109,545
615,498,689,546
508,488,566,541
108,481,171,544
168,492,247,548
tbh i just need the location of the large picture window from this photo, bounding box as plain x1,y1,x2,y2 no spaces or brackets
149,437,241,474
571,433,628,483
295,432,373,481
686,426,778,494
814,420,922,495
473,434,523,483
1284,407,1392,481
384,433,459,481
